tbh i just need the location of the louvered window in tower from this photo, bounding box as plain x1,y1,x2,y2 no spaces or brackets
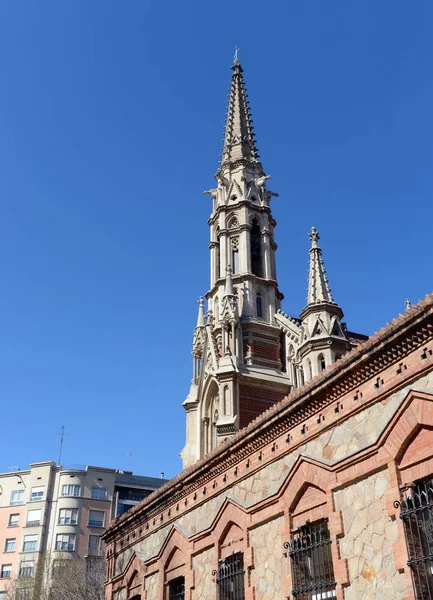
215,553,245,600
231,238,239,274
250,220,262,277
256,294,263,318
286,519,336,600
396,477,433,599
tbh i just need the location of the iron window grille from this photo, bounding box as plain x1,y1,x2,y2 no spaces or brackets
285,519,336,600
395,477,433,599
169,576,185,600
213,553,245,600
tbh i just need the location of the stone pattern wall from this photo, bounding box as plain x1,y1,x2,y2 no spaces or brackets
334,469,408,600
113,371,433,585
191,547,216,600
249,516,285,600
144,573,158,600
112,588,126,600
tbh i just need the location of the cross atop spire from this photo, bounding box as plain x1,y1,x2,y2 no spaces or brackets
306,227,335,305
220,58,260,167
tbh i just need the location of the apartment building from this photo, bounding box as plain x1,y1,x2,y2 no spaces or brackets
0,461,166,596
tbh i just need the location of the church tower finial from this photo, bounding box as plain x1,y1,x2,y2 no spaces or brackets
196,297,205,328
224,265,234,297
307,227,335,305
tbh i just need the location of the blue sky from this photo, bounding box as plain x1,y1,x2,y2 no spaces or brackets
1,1,432,479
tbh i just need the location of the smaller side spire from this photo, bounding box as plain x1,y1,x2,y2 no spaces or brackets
307,227,335,305
196,297,205,328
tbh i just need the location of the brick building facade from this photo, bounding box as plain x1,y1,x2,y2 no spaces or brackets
104,298,433,599
103,59,433,600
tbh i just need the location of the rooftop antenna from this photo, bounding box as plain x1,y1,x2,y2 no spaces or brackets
58,425,66,466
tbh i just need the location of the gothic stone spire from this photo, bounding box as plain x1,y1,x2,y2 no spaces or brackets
307,227,335,305
220,58,260,167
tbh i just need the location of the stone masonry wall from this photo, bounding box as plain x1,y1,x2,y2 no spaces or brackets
114,371,433,574
144,573,158,600
334,469,408,600
191,547,215,600
249,516,286,600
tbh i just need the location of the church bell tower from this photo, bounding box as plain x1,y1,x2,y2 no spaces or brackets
181,57,290,468
180,57,366,469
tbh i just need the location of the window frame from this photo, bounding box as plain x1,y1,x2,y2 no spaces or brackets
61,484,81,497
22,535,38,553
10,490,24,506
91,487,107,500
58,507,79,525
26,509,42,527
214,552,245,600
55,533,76,552
286,518,336,600
0,564,12,579
88,510,105,528
30,486,45,502
397,477,433,599
4,538,16,553
8,514,19,527
19,560,34,578
168,576,185,600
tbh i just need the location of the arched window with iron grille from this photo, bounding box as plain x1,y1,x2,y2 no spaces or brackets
395,477,433,599
285,519,336,600
213,553,245,600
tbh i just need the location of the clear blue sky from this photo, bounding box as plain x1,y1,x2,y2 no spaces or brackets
1,1,432,479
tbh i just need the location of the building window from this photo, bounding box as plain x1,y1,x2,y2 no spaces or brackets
87,535,101,557
231,238,240,274
10,490,24,506
4,539,15,553
61,484,81,497
22,535,38,553
30,486,44,502
91,487,107,500
169,576,185,600
58,508,79,525
19,561,34,578
397,477,433,599
250,219,262,277
256,294,263,318
0,565,12,579
88,510,105,528
286,519,336,600
318,354,326,372
26,509,41,527
8,514,19,527
55,533,76,552
215,553,245,600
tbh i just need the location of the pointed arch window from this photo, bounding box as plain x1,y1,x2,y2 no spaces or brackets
318,353,326,372
231,237,239,274
250,219,262,277
307,359,313,381
216,227,221,280
256,293,263,318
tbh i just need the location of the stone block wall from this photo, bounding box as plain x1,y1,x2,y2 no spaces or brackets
104,329,433,600
334,469,407,600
